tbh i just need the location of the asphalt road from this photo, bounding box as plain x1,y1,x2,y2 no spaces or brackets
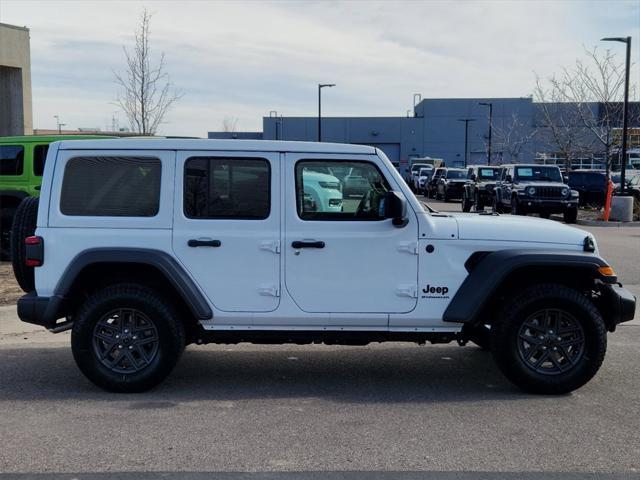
1,201,639,477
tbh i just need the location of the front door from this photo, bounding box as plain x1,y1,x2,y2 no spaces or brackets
284,154,419,315
172,151,280,314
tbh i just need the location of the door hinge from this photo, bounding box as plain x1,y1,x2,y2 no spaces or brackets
396,285,418,298
258,285,280,297
397,241,419,255
259,240,280,254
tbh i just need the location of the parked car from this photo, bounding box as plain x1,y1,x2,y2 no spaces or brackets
407,162,431,192
0,135,115,259
414,167,433,195
461,166,501,212
623,173,640,201
301,170,343,212
567,170,607,207
493,164,579,223
12,138,635,394
426,167,445,198
436,168,467,201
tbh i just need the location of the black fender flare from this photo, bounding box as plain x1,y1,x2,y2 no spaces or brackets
443,249,611,325
56,248,212,320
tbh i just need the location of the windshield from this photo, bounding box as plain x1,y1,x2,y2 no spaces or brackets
419,168,431,176
515,166,562,182
446,170,466,179
478,168,500,179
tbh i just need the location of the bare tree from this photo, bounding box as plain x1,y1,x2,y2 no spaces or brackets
114,9,183,135
533,75,589,171
222,116,239,133
491,113,538,164
536,47,636,175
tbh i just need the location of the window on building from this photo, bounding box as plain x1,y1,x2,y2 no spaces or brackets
296,160,390,221
60,156,161,216
184,157,270,219
33,144,49,176
0,146,24,176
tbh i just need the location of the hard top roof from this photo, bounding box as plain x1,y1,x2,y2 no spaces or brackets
0,134,117,143
55,138,377,155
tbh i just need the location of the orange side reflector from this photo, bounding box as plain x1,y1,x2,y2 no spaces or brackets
598,266,616,277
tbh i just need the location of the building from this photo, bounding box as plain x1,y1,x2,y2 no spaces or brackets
209,97,640,174
0,23,32,136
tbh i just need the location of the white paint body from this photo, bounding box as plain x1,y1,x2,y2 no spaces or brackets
35,139,598,333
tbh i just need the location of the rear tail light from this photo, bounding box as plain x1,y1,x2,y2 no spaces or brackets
25,236,44,267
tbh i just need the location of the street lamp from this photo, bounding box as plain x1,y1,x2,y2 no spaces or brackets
318,83,335,142
601,36,631,194
457,118,476,168
53,115,65,134
479,102,493,165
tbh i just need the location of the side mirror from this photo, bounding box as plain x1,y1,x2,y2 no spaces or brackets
383,191,408,228
505,174,513,183
470,173,477,181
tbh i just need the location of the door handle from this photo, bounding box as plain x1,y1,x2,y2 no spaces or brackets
291,240,325,249
188,239,222,248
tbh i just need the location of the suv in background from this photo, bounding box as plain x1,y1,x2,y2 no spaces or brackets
567,170,607,207
461,166,501,212
426,167,445,198
12,138,635,394
407,163,430,192
494,164,579,223
0,135,115,259
414,167,433,195
435,168,467,201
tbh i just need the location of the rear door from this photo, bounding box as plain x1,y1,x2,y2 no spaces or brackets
172,151,280,314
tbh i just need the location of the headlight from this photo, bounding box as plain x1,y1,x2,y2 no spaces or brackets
561,187,569,196
526,186,536,196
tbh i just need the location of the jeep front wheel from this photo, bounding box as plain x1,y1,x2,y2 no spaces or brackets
490,284,606,395
564,206,578,224
71,284,185,393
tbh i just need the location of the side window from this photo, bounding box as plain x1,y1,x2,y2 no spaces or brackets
33,144,49,176
184,157,270,220
296,160,390,221
60,156,161,216
0,145,24,176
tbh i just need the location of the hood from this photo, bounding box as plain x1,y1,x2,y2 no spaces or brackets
453,213,589,247
514,182,567,188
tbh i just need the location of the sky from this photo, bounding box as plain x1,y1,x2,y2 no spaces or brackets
1,0,639,137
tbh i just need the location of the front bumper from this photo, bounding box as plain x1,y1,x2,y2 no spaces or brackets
17,292,69,332
519,198,577,211
600,284,636,330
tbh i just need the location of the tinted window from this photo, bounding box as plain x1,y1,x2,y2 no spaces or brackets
478,168,500,179
296,160,390,221
33,144,49,176
184,157,270,219
60,156,161,216
0,145,24,176
446,170,466,179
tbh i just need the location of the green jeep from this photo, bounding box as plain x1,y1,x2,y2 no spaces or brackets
0,135,116,259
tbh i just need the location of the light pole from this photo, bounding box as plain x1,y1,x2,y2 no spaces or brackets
318,83,335,142
457,118,476,168
53,115,65,134
479,102,493,165
601,36,631,195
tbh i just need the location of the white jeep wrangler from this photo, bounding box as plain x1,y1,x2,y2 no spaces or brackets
12,139,636,393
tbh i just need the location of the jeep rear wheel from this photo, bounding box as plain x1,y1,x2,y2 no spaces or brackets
0,205,16,261
71,284,185,393
491,284,606,394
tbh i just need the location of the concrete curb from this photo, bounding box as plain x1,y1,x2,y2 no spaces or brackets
550,215,640,227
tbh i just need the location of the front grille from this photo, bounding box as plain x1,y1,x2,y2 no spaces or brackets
536,186,564,198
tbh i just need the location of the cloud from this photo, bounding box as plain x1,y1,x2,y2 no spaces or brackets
2,0,639,136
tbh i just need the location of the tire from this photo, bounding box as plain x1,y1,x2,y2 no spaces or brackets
475,193,484,211
511,196,524,215
493,195,504,214
1,204,17,261
10,197,39,292
468,324,491,351
564,206,578,224
490,284,607,395
71,283,186,393
539,211,551,219
461,192,472,212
